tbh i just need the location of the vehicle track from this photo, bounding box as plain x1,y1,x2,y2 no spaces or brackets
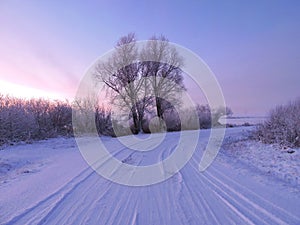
3,133,300,225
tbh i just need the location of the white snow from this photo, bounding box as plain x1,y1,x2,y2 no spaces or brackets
0,127,299,224
222,127,300,186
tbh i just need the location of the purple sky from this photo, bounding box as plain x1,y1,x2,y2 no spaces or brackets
0,0,299,115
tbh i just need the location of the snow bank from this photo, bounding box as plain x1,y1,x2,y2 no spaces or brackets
222,127,300,186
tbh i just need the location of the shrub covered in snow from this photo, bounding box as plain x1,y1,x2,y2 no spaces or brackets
254,98,300,147
196,104,212,129
0,95,73,145
140,104,233,133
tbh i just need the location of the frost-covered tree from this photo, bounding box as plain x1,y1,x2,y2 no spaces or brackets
94,33,145,134
95,33,185,134
140,35,185,120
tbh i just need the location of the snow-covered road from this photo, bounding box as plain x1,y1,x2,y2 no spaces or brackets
1,128,299,225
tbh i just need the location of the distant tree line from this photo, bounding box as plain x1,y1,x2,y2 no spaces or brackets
0,94,232,146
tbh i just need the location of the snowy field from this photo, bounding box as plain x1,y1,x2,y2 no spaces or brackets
0,127,299,224
219,116,266,126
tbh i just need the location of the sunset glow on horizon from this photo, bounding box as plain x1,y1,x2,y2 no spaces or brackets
0,80,70,100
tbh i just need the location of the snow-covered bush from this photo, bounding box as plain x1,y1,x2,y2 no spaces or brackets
140,104,232,133
0,95,73,146
49,100,73,135
72,97,97,135
141,108,181,133
163,110,181,132
180,108,200,131
254,98,300,147
95,107,117,136
196,105,212,129
72,97,128,137
0,96,37,143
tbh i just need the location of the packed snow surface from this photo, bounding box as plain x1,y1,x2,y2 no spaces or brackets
0,127,299,224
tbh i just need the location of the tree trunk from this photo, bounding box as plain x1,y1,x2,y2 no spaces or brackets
156,97,163,119
131,106,140,134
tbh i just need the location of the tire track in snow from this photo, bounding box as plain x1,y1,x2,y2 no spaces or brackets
200,172,267,224
3,131,300,224
41,168,122,225
209,165,300,222
37,143,147,224
36,142,146,225
4,164,96,225
188,156,299,224
179,163,229,225
3,141,144,225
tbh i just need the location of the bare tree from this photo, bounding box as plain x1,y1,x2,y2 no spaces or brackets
211,106,233,126
140,35,185,120
94,33,145,134
72,93,99,134
94,33,186,134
